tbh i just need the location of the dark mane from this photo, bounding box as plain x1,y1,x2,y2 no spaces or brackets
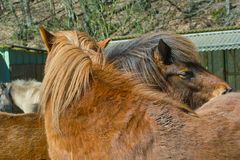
105,32,232,110
106,32,200,64
105,32,201,91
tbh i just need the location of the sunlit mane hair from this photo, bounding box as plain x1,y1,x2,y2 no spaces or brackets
55,31,99,51
105,32,200,91
41,31,105,131
45,31,104,69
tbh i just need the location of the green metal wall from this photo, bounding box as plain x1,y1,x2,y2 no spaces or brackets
200,49,240,91
0,47,46,82
0,48,10,82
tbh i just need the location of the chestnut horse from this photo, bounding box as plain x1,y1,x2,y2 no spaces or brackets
40,28,240,160
0,28,110,114
0,112,49,159
105,33,232,109
0,28,110,160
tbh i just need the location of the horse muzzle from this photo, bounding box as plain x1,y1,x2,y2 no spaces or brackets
212,86,233,97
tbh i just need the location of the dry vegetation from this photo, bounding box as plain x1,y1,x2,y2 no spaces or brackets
0,0,239,48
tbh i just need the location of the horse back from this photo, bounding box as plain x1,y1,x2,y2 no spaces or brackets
0,112,49,160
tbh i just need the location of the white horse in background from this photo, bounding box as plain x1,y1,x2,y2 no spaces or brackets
0,79,41,113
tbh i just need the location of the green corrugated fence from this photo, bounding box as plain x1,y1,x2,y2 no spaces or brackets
200,49,240,91
0,45,46,82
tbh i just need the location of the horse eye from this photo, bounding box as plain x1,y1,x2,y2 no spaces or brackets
178,71,194,80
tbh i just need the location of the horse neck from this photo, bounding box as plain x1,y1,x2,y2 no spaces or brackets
61,67,173,119
47,72,193,160
43,62,196,159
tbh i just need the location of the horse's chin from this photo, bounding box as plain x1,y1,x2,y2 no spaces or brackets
194,95,224,110
209,93,228,102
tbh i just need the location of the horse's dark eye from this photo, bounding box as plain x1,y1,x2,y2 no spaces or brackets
178,71,194,80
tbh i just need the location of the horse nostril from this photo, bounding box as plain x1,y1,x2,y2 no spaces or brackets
222,90,226,95
222,87,233,95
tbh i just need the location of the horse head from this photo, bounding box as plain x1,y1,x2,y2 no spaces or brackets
151,37,232,109
105,32,232,109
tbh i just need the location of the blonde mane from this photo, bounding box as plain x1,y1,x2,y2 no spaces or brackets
41,31,104,131
55,31,105,65
45,31,104,69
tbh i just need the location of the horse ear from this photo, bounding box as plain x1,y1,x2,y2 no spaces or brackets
39,25,55,53
98,38,111,49
153,39,172,65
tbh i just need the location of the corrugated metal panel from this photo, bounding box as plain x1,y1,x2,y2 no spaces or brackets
184,30,240,52
224,49,240,91
0,48,10,82
110,30,240,52
0,46,46,82
200,51,225,80
200,49,240,91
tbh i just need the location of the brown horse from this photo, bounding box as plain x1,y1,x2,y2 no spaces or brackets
105,33,232,109
40,28,240,160
0,112,49,160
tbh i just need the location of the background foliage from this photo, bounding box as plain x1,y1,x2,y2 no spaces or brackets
0,0,239,48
